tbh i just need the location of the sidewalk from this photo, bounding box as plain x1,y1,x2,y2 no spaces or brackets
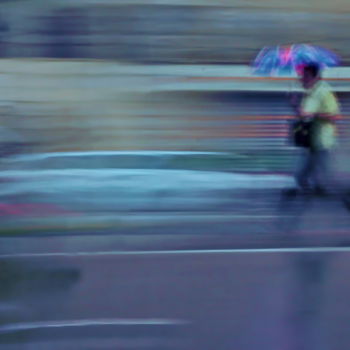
0,150,349,235
0,163,349,241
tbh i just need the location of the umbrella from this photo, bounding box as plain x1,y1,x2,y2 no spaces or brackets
252,44,340,76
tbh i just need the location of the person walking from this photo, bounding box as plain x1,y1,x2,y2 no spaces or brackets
290,62,340,196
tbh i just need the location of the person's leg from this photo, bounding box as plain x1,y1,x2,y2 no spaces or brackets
295,149,314,192
312,150,331,194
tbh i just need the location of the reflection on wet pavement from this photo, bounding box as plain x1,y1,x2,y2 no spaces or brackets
0,250,348,349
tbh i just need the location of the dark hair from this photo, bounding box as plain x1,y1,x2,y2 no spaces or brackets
303,62,321,78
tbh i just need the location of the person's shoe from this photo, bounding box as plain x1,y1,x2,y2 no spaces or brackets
282,188,299,197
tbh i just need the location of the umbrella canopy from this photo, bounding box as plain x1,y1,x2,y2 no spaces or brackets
252,44,340,76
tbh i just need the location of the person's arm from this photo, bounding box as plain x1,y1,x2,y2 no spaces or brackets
299,92,320,120
302,86,340,121
319,90,340,122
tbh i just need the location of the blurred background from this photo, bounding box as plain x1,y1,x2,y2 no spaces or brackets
0,0,348,223
0,1,350,349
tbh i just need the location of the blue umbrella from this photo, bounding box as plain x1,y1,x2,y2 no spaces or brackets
252,44,340,76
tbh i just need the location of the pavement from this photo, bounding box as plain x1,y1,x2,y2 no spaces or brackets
1,245,350,349
0,154,349,350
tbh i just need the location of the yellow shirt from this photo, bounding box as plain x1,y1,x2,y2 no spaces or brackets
301,80,340,117
301,80,340,149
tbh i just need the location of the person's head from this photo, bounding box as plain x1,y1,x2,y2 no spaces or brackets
301,62,321,89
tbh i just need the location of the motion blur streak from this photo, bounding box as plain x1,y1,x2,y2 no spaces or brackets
0,1,350,350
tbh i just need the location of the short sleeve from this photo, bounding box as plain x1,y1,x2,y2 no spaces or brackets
322,91,340,115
